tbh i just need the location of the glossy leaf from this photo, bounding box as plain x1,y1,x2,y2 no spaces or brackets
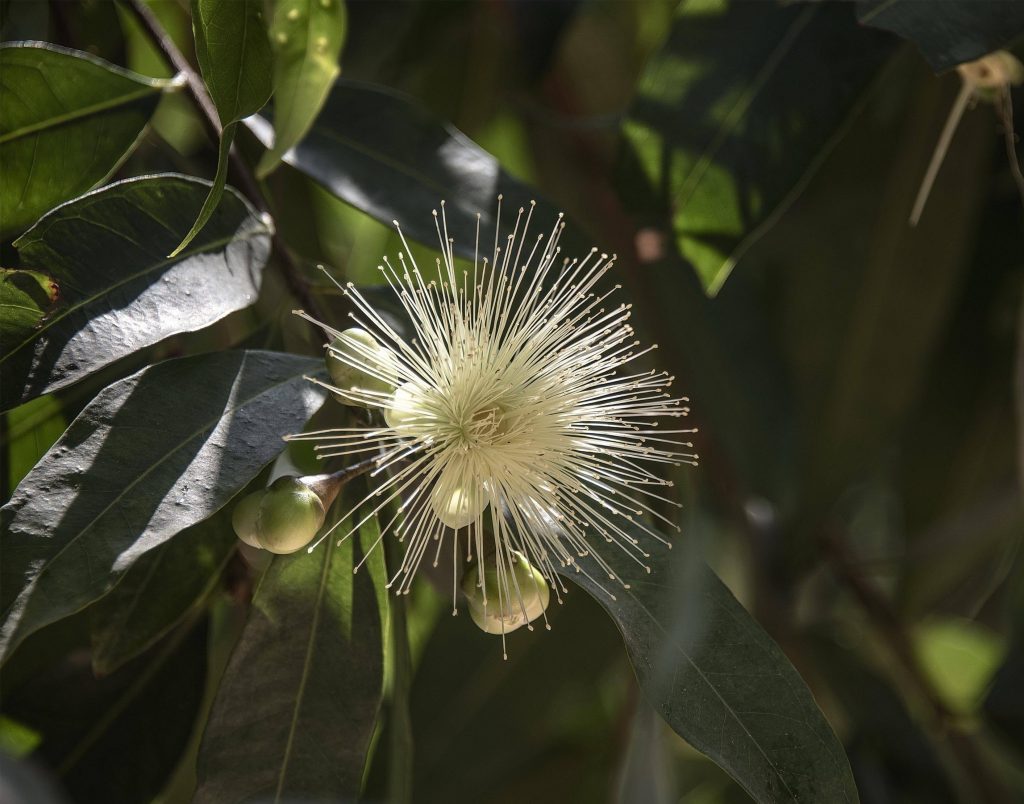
246,78,557,259
0,350,326,663
89,508,238,675
175,0,273,256
1,174,271,411
857,0,1024,72
556,519,857,803
195,483,389,803
618,0,894,294
192,0,273,127
0,41,174,238
256,0,348,178
0,269,59,354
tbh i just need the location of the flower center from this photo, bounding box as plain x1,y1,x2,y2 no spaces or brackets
460,404,511,446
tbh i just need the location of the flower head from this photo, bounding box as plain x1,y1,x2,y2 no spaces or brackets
290,200,697,642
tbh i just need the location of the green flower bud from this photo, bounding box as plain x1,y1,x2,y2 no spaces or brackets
231,490,264,548
327,328,398,405
461,551,551,635
256,476,327,554
231,476,326,554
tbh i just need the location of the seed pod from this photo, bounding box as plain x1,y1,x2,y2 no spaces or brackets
461,551,551,634
231,490,265,548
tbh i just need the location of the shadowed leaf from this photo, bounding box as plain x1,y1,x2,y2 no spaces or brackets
0,350,325,663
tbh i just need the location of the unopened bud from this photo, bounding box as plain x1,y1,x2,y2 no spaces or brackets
231,476,327,554
327,328,398,405
461,551,550,634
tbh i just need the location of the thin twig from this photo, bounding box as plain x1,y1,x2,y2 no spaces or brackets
121,0,323,321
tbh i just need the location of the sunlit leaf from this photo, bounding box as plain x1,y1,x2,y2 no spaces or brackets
256,0,347,178
246,78,562,259
0,350,326,663
1,174,271,411
0,41,175,238
618,0,894,294
914,619,1006,714
0,269,59,356
195,482,388,803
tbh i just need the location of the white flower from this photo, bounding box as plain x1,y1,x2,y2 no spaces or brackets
289,199,697,639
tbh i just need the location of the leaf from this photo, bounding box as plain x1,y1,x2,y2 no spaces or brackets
5,395,66,496
89,508,238,675
913,618,1006,714
618,0,895,294
0,269,59,354
0,41,175,239
555,518,857,803
195,481,389,804
1,612,208,804
192,0,273,127
246,78,562,259
0,350,326,664
1,174,271,411
256,0,348,178
174,0,273,256
857,0,1024,73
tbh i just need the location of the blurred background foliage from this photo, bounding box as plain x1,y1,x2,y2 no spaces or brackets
1,1,1023,802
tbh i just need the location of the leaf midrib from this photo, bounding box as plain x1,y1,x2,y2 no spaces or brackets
604,575,801,801
0,85,162,145
273,536,334,802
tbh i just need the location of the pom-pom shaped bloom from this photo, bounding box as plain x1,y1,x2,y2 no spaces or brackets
290,200,697,640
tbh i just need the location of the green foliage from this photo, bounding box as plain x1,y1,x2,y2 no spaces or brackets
0,351,325,662
1,1,1023,802
257,0,348,177
619,0,895,294
0,42,172,239
194,485,388,803
172,0,273,256
857,0,1024,72
559,519,857,803
1,175,271,410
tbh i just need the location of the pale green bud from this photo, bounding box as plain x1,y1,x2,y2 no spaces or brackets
461,551,551,634
231,476,326,554
327,328,398,405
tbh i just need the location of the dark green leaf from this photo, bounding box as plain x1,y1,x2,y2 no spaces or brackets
256,0,347,178
0,350,326,663
246,79,558,258
618,1,894,294
175,0,273,255
1,174,271,411
556,519,857,804
857,0,1024,72
0,269,59,354
2,613,208,804
0,42,173,238
195,482,388,803
192,0,273,127
89,508,238,675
